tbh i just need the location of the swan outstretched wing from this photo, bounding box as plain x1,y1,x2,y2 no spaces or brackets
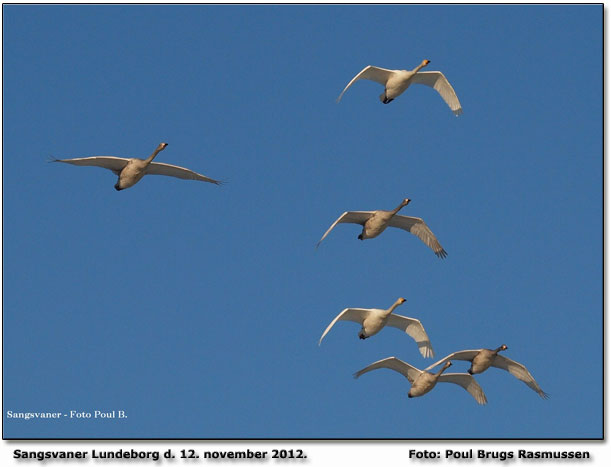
388,215,447,258
410,71,463,116
353,357,421,383
337,66,395,102
146,162,222,185
492,355,549,399
318,308,371,345
439,373,488,405
424,350,481,371
386,314,434,358
316,211,373,248
51,156,129,175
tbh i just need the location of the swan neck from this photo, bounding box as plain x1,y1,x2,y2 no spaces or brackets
145,145,165,164
436,362,451,377
385,299,403,316
392,202,407,215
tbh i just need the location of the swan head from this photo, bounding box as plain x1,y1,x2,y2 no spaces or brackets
398,297,407,304
158,142,168,150
422,59,431,67
402,198,411,206
498,344,508,352
443,361,452,369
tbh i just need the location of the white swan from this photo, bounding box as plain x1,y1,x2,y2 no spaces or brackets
51,142,222,191
354,358,487,404
318,297,434,358
425,345,549,399
337,60,463,115
316,198,447,258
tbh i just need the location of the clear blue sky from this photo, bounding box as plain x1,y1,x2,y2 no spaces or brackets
2,4,601,438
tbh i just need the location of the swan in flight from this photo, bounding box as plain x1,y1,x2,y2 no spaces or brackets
318,297,434,358
51,142,222,191
354,358,487,404
337,60,463,115
316,198,447,258
424,345,549,399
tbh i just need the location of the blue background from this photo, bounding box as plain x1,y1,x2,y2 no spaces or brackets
2,4,602,438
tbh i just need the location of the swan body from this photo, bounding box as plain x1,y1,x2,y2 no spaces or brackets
354,358,487,404
425,345,549,399
51,142,222,191
318,297,434,358
337,60,463,115
316,198,447,258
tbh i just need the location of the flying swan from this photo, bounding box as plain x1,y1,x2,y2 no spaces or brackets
318,297,434,358
337,60,463,115
316,198,447,258
51,142,222,191
354,358,487,404
424,345,549,399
